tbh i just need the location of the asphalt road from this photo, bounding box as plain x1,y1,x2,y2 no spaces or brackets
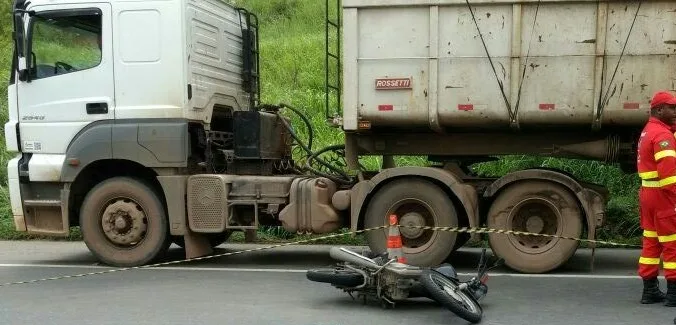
0,241,674,325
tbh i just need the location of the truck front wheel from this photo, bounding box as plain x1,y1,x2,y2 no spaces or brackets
486,180,582,273
363,178,458,266
80,177,170,267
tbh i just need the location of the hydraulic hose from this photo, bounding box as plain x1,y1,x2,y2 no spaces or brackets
279,103,314,151
266,103,355,185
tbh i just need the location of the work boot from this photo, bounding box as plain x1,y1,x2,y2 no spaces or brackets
665,280,676,307
641,278,665,304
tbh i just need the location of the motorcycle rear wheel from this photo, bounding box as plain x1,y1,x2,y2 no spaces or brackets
419,269,483,323
306,268,364,287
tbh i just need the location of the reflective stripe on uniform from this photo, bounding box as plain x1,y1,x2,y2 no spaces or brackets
661,176,676,186
642,180,660,187
639,171,659,179
659,233,676,243
641,176,676,187
664,262,676,270
655,149,676,161
639,257,661,265
644,230,658,238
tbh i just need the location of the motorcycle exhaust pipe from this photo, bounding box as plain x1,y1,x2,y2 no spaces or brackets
329,247,380,270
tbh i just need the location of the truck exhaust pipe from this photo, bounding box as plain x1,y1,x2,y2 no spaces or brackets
552,135,620,162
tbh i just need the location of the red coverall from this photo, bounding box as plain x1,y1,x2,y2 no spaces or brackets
637,116,676,280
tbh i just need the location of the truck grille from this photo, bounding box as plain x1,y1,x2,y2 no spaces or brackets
187,175,228,232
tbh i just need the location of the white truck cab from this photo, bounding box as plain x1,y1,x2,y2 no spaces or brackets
5,0,272,266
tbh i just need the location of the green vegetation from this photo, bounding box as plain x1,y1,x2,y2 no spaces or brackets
0,0,641,247
0,0,16,240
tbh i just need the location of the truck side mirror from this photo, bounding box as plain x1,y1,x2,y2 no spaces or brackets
19,52,36,82
13,10,28,82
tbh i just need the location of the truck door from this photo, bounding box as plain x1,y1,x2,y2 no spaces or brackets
16,3,114,181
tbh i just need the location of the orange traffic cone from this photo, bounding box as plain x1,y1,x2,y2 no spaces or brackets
387,214,407,263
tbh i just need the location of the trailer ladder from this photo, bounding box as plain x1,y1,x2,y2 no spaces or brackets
325,0,341,121
237,7,261,110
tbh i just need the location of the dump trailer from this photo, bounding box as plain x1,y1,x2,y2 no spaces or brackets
4,0,668,273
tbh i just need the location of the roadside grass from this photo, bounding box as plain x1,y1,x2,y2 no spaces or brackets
229,227,368,246
0,0,641,248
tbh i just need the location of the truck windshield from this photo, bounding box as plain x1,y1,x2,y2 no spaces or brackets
28,12,101,80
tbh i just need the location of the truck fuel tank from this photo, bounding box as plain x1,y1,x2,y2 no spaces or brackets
279,177,342,234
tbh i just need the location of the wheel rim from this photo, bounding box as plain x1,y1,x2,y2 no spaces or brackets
385,198,439,254
99,197,149,248
506,197,562,254
431,273,480,314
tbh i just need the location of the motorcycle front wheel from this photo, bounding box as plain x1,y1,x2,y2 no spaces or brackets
419,269,483,323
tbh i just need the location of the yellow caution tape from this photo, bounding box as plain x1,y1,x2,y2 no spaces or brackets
0,224,641,287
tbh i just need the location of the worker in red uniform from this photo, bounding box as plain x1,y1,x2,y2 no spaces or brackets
637,90,676,306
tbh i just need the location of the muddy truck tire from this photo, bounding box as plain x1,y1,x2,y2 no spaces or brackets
486,180,582,273
363,178,459,267
80,177,171,267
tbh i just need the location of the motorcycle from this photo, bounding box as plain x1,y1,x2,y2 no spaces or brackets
306,247,502,323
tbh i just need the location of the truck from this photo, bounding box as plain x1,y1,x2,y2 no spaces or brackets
5,0,663,273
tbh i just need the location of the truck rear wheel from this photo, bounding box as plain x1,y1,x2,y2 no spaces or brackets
486,180,582,273
80,177,170,267
363,178,458,266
